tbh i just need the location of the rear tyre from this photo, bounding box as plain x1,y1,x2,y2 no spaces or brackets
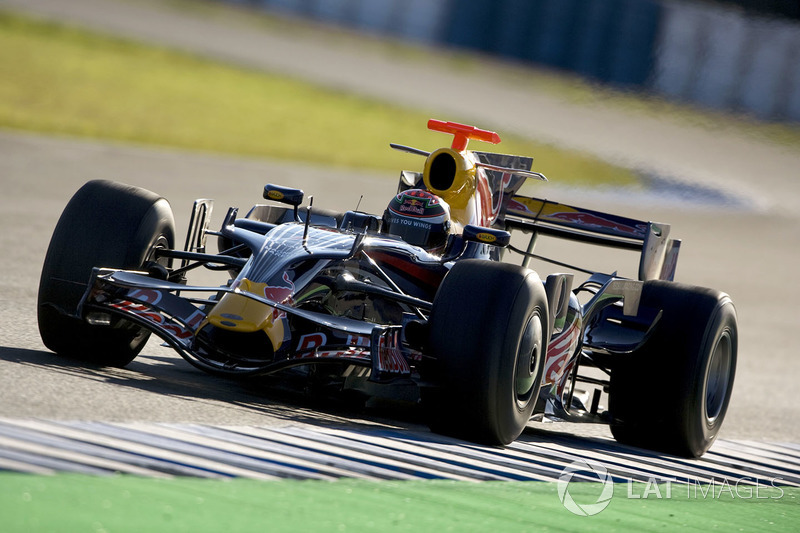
37,180,176,367
609,281,737,457
424,260,549,445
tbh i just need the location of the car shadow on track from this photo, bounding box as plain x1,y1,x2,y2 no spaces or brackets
3,345,792,486
0,345,670,456
0,345,428,433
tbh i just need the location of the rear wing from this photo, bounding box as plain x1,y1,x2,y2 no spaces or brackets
504,195,681,281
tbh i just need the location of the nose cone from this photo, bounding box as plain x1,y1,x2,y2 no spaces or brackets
205,278,288,351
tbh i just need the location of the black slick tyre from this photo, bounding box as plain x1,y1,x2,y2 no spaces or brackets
424,259,549,445
609,280,737,457
37,180,176,367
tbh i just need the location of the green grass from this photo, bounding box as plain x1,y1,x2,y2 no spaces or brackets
0,11,636,186
2,474,798,533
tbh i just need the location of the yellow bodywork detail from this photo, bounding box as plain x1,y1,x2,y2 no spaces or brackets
423,147,477,217
512,196,578,218
448,197,478,228
206,278,287,351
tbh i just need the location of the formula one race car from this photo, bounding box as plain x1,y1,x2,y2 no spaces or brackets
37,119,737,457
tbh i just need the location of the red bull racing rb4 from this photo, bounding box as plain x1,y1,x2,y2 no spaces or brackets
38,120,738,457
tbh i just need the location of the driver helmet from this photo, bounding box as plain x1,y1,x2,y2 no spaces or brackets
381,189,452,252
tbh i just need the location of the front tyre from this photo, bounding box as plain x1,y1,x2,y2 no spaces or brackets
609,281,738,457
424,260,550,445
37,180,176,367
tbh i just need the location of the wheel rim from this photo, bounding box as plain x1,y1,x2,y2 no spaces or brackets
148,235,171,267
705,329,733,423
515,312,542,407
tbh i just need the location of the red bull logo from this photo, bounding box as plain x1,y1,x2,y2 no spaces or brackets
399,198,425,215
264,272,295,305
548,212,646,238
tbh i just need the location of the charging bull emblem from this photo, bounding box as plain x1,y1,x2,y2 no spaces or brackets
264,271,295,305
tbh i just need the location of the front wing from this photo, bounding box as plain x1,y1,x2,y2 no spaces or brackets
79,268,415,381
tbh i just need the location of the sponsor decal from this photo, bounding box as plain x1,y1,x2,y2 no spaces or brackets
260,272,295,324
376,331,411,374
293,334,372,361
390,190,443,218
508,198,648,239
399,189,439,204
399,198,425,215
388,215,432,230
126,288,163,306
266,190,284,201
297,332,327,352
544,320,580,385
345,334,370,347
507,197,534,215
476,232,496,243
264,272,295,305
108,299,204,341
295,348,370,361
548,211,646,238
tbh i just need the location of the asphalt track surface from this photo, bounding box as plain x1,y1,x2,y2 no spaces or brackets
1,0,799,476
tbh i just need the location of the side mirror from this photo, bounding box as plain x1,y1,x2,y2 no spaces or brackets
264,184,304,222
462,224,511,248
263,184,304,207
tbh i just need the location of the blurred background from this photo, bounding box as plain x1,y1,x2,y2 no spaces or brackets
227,0,800,123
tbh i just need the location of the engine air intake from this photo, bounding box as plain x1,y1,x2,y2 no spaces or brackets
428,150,457,191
